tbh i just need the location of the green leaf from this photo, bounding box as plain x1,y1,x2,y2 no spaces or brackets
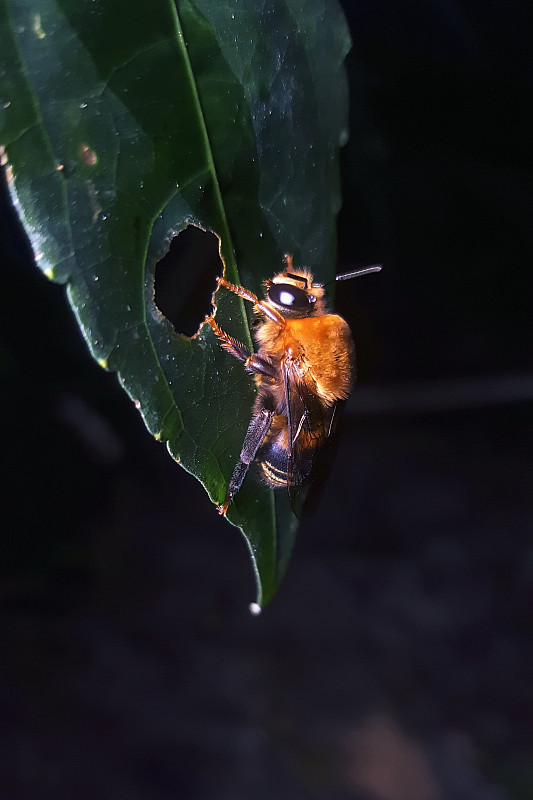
0,0,350,607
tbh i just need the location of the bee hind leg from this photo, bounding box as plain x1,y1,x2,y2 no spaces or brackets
219,408,274,514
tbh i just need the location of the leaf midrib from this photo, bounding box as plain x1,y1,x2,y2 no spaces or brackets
169,0,253,351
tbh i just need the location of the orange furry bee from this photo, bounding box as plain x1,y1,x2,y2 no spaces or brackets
206,254,381,516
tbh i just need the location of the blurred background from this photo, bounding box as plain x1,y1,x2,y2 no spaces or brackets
1,1,532,798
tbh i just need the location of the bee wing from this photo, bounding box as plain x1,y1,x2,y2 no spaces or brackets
284,361,336,518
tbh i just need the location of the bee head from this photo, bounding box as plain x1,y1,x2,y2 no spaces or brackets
264,268,327,317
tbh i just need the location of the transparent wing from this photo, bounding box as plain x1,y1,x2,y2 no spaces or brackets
283,361,338,518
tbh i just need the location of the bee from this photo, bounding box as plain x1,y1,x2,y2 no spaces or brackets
206,254,381,516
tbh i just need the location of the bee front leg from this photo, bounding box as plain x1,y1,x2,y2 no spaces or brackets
213,276,286,327
219,407,274,515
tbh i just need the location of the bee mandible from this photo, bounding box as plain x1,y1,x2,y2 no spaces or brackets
205,254,381,516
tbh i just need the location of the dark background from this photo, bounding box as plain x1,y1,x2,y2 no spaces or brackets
1,2,532,798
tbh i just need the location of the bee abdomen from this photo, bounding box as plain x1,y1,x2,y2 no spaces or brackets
258,443,290,488
260,460,289,487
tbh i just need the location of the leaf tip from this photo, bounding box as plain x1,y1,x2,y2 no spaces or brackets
248,602,262,616
97,358,108,369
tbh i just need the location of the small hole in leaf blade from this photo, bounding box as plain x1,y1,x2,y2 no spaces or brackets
154,226,222,337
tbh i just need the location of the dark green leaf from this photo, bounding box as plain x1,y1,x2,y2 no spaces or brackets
0,0,350,606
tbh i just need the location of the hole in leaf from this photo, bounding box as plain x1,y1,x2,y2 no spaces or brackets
154,226,223,337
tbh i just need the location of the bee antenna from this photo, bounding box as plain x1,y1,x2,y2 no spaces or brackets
322,264,382,287
335,264,382,282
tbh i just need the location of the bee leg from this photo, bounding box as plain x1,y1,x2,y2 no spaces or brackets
219,407,274,515
205,314,251,362
214,276,286,327
244,355,277,379
216,276,260,305
205,316,277,378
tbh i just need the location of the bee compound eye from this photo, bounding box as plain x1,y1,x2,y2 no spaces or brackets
268,283,310,310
